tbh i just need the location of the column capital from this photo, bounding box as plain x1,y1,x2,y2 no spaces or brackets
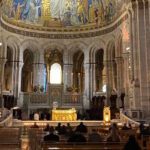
17,62,24,69
122,52,130,58
0,58,7,66
115,57,123,64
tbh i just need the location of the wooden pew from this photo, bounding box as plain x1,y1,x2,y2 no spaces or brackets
40,142,126,150
0,127,21,150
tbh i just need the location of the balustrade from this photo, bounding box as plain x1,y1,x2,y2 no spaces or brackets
20,92,83,109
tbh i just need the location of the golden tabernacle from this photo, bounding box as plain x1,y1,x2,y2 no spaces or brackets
52,108,77,121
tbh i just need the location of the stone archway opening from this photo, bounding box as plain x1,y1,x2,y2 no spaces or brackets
73,50,84,93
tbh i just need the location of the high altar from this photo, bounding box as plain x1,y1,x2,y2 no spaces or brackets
52,108,77,121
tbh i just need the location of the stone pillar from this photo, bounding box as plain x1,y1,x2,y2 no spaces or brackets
0,58,7,108
83,63,90,109
115,57,124,107
33,53,45,88
33,63,45,88
17,62,24,95
106,61,112,106
130,1,141,110
90,63,96,98
102,61,107,105
122,53,130,109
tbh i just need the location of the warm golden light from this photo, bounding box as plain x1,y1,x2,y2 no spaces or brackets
50,63,61,84
52,108,77,121
103,107,111,123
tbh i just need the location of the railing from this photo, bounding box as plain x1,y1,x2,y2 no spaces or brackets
20,92,83,108
120,110,140,127
63,93,82,105
30,93,49,104
0,108,13,127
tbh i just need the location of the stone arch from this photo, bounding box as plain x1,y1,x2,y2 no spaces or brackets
115,33,123,58
106,40,116,61
67,41,88,64
20,39,40,63
6,35,21,61
88,39,105,63
42,41,67,54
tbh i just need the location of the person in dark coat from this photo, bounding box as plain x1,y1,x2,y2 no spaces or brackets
76,122,87,133
44,127,59,142
123,135,141,150
44,123,50,131
67,131,87,143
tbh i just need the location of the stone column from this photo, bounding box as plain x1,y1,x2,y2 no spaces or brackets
83,63,90,109
106,60,112,106
90,63,96,98
63,64,68,92
122,53,130,109
102,61,107,105
129,1,141,110
33,53,45,88
0,58,7,108
115,57,124,107
15,61,24,106
33,63,45,87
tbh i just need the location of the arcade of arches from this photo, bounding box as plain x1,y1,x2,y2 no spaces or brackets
0,0,150,121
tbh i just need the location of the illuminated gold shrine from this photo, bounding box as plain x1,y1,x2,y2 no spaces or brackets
52,108,77,121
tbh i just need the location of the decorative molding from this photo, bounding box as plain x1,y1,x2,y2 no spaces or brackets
0,14,128,39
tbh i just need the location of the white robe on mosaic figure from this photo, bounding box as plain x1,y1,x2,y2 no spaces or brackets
50,0,66,20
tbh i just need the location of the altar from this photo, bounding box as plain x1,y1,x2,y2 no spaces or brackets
52,108,77,121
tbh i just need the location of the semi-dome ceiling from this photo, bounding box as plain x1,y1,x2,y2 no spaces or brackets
3,0,125,28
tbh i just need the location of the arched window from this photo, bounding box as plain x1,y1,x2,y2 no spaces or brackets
50,63,61,84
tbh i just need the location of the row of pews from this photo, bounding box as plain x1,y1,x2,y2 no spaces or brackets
27,126,150,150
0,127,21,150
0,126,150,150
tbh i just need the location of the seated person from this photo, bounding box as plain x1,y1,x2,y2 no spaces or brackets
107,123,120,142
123,135,141,150
122,123,130,130
66,123,73,135
44,127,59,142
128,123,132,129
44,123,50,131
58,125,67,135
31,122,39,128
76,122,87,133
67,131,87,142
55,123,62,133
88,129,101,142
